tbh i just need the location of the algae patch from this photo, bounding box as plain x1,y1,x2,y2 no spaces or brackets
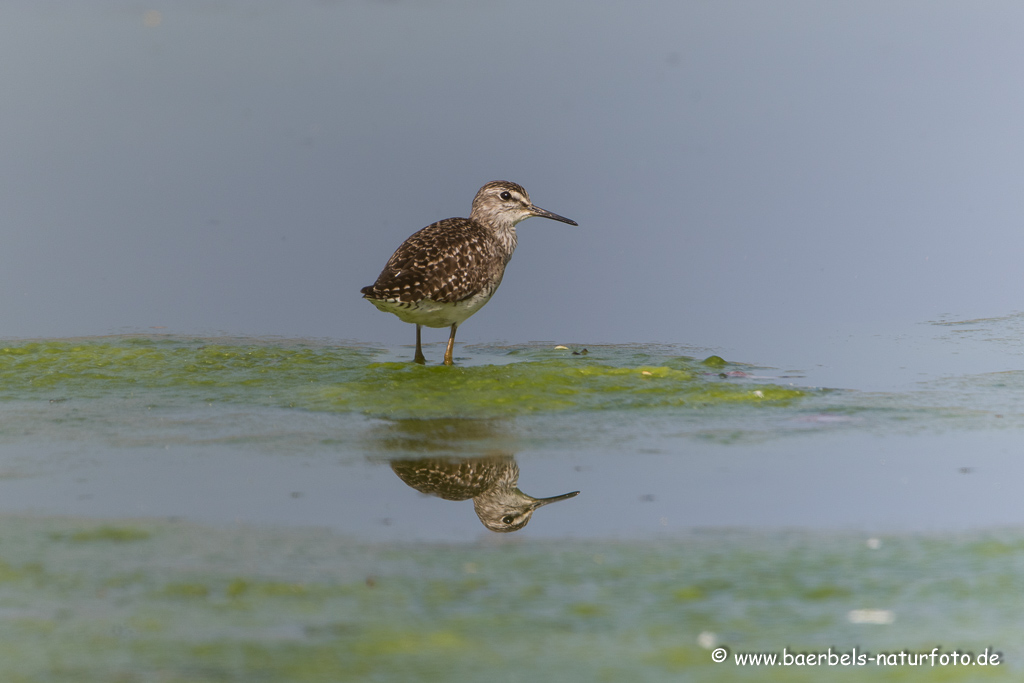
296,359,803,419
0,338,804,419
50,525,152,543
0,517,1017,682
0,338,371,396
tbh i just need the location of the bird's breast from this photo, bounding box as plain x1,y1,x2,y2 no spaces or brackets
365,282,500,328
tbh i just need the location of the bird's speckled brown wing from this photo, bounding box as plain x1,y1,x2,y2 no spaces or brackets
361,218,505,304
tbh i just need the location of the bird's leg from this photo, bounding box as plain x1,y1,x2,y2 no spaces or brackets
443,323,458,366
414,325,426,364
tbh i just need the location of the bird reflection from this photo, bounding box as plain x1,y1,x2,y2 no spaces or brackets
391,454,579,532
366,417,579,533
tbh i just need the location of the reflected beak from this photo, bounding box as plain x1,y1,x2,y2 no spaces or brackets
530,490,581,509
529,205,578,226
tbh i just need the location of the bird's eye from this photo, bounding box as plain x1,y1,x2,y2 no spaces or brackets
499,191,512,201
502,515,515,525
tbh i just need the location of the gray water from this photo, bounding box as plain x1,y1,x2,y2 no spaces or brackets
4,2,1024,361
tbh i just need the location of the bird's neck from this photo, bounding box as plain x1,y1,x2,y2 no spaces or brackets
491,223,518,263
470,208,521,263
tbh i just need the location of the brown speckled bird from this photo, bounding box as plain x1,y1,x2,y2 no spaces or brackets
361,181,577,365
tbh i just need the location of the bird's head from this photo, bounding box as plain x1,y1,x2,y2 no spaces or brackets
470,181,578,229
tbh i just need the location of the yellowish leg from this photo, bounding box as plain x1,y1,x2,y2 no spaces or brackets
443,323,458,366
414,325,426,364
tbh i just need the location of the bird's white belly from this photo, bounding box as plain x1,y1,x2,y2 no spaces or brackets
368,288,497,328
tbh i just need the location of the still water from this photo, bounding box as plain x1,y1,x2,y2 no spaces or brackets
0,324,1021,680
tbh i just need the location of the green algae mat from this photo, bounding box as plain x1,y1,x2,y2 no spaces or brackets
0,338,802,418
0,516,1017,682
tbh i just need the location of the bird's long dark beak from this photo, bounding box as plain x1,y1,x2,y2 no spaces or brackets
530,205,578,226
530,490,581,509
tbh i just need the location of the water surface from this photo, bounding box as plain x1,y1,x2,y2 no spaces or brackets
0,329,1020,678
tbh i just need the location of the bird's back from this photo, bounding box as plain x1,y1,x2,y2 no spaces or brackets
361,218,509,304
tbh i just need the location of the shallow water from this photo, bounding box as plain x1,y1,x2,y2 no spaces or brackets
0,516,1018,682
0,329,1022,679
